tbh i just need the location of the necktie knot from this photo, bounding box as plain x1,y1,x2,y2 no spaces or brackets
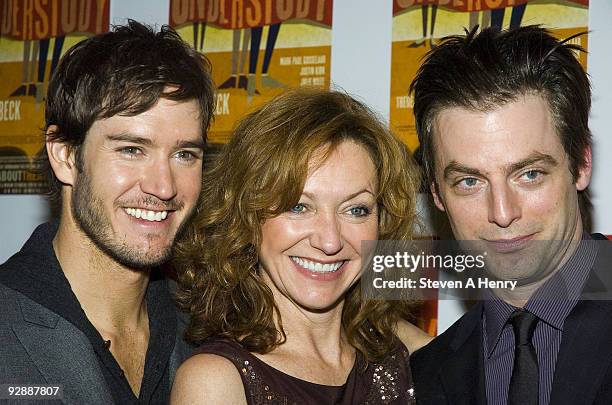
510,310,538,346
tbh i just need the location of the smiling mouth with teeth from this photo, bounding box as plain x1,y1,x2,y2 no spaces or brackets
124,208,169,222
290,257,345,273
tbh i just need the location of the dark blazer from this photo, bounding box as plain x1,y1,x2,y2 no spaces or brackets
0,284,192,405
0,223,193,405
411,238,612,405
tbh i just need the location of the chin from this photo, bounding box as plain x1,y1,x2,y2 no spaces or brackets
294,292,346,312
107,245,172,269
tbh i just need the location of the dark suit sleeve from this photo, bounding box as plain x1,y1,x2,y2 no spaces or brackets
410,305,486,405
410,330,452,404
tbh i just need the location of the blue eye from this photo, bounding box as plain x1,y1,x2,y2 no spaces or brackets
349,206,371,217
117,146,144,159
176,150,196,161
462,178,478,187
522,170,542,181
290,203,307,213
120,146,142,155
456,177,479,188
453,177,482,195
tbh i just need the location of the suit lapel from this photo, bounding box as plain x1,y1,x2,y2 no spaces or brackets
439,304,487,405
13,296,114,405
549,299,612,404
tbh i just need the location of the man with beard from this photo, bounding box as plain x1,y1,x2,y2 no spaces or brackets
0,20,214,404
409,26,612,404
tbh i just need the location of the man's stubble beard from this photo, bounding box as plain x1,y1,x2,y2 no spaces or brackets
71,171,194,270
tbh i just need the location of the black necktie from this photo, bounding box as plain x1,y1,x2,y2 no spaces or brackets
508,310,539,405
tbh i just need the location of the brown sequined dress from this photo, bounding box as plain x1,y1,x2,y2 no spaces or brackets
193,337,416,404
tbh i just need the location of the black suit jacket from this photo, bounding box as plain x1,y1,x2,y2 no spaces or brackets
411,237,612,405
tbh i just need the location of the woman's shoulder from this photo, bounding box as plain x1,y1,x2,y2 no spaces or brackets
171,350,247,404
357,325,421,404
171,338,250,404
395,320,434,354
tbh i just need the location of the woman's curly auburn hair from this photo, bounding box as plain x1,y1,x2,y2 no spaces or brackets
174,88,421,362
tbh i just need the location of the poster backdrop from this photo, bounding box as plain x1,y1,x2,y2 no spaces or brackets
0,0,109,194
390,0,589,153
169,0,333,144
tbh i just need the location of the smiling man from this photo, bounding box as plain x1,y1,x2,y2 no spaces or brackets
409,26,612,405
0,21,214,404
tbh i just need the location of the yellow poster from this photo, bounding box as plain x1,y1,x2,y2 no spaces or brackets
0,0,109,194
390,0,589,154
169,0,333,145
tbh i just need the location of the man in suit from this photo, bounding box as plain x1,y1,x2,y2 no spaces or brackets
409,26,612,404
0,20,214,404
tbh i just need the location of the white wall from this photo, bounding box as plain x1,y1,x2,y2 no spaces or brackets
0,196,50,262
331,0,392,120
110,0,169,27
588,0,612,234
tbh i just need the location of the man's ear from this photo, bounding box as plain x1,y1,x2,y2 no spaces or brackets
46,125,78,186
430,181,446,212
575,146,592,192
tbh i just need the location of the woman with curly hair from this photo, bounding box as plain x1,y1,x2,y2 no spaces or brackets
170,88,431,404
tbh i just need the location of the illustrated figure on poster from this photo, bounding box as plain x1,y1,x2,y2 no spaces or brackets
409,2,438,48
193,21,206,51
34,36,65,103
9,40,38,98
491,3,527,29
218,28,252,90
247,22,286,102
469,10,491,31
7,1,78,103
190,21,252,91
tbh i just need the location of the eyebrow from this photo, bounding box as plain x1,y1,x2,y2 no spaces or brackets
507,152,558,173
443,152,559,181
177,140,206,150
443,163,481,180
302,189,375,202
106,134,153,146
106,133,205,150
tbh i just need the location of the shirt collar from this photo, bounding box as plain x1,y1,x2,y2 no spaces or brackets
525,233,597,328
483,233,596,357
483,289,517,357
0,221,178,359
